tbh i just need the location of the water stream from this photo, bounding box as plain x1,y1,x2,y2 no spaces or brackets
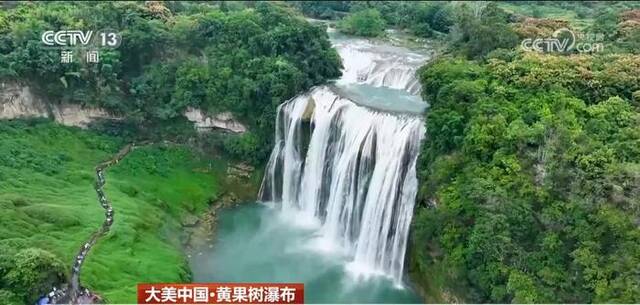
190,29,431,303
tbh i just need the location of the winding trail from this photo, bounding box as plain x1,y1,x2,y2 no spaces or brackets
67,143,135,304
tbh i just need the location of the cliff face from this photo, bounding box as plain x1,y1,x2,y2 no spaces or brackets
0,82,247,133
184,107,247,133
0,82,117,128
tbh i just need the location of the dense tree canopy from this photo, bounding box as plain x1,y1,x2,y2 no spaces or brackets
294,1,455,38
0,1,342,162
411,51,640,303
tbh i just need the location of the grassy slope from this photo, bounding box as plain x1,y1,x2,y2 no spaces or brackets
498,2,594,30
0,120,224,303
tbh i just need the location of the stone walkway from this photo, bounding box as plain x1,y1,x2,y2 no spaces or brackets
43,144,135,305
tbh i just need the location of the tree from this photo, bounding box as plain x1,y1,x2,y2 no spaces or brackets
451,3,520,59
337,8,386,37
2,248,66,304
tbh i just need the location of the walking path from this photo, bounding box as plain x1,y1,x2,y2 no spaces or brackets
43,144,136,305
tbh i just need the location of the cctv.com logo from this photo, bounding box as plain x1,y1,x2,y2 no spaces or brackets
41,29,122,48
521,28,604,53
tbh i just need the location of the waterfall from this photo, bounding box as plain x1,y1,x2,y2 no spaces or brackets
259,87,425,283
259,33,428,285
334,39,426,94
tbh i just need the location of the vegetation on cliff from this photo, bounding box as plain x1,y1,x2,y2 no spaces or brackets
410,3,640,302
0,1,341,163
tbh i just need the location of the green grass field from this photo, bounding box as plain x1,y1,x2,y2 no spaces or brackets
0,119,226,303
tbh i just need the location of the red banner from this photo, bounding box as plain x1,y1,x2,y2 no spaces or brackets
137,283,304,304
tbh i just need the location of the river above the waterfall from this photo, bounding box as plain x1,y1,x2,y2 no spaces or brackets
189,204,421,303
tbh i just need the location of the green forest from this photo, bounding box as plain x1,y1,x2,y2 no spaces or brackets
1,1,640,304
407,2,640,304
0,1,341,163
412,53,640,303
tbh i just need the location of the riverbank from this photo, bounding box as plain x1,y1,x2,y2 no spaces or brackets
182,163,262,257
0,119,240,303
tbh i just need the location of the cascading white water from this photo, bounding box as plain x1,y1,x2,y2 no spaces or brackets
334,38,426,94
260,87,425,283
259,32,428,285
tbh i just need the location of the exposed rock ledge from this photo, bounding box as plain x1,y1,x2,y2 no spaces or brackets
0,82,247,133
0,82,118,128
184,107,247,133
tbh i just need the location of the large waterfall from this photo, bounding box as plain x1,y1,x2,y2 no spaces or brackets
259,33,428,284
